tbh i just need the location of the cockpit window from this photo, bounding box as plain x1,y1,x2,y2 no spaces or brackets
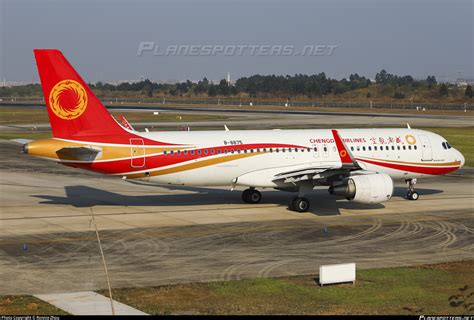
442,141,452,149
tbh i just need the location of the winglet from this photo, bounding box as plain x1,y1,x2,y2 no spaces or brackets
331,129,360,169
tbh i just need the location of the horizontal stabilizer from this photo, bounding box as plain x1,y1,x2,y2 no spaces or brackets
56,146,102,161
10,139,33,145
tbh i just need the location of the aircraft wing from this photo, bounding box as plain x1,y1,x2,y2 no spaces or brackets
272,130,361,184
272,166,346,184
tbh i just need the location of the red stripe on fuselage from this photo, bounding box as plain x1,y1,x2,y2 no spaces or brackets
357,158,460,175
65,143,307,174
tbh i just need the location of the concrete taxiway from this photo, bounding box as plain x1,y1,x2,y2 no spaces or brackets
0,140,473,295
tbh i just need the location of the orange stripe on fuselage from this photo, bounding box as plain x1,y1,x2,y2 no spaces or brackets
125,152,264,179
27,138,187,161
356,156,461,167
356,157,461,175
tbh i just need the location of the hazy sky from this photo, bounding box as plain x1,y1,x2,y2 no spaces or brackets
1,0,472,83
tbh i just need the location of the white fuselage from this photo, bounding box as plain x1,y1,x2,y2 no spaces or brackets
123,128,464,187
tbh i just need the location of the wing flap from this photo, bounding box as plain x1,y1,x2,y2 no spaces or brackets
272,165,341,184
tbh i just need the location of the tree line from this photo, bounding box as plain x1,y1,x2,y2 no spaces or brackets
1,70,472,99
89,70,473,99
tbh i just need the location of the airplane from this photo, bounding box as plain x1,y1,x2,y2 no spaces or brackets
22,49,465,212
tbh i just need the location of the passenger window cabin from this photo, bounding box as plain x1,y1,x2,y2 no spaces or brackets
159,143,427,157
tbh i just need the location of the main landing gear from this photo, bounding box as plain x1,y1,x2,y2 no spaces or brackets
289,197,310,212
289,182,312,213
241,187,311,212
241,183,312,213
406,178,419,201
242,188,262,204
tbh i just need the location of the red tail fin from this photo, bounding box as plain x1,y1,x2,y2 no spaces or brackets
34,49,125,140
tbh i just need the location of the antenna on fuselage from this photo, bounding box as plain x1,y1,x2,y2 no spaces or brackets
406,123,411,129
224,124,230,131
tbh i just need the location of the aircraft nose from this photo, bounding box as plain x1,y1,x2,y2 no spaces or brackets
457,150,465,168
458,151,466,168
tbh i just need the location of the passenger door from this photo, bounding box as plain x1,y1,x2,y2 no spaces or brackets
418,134,432,161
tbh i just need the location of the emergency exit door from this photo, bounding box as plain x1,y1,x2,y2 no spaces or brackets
130,138,146,168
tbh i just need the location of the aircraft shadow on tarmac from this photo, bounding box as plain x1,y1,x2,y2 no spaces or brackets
33,184,443,216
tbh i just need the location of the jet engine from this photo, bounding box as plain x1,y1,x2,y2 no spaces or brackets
328,173,393,204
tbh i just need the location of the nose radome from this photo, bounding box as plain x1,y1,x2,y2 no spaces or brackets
457,150,465,168
453,148,466,168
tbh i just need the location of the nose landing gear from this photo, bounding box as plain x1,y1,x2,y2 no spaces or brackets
406,179,419,200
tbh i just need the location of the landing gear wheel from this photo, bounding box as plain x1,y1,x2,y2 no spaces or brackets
405,179,419,201
407,191,419,201
288,197,297,211
293,197,310,213
242,188,262,204
242,189,251,202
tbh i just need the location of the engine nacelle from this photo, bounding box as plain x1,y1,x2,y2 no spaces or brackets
329,173,393,204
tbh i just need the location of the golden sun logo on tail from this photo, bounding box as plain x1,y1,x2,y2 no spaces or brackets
49,79,88,120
